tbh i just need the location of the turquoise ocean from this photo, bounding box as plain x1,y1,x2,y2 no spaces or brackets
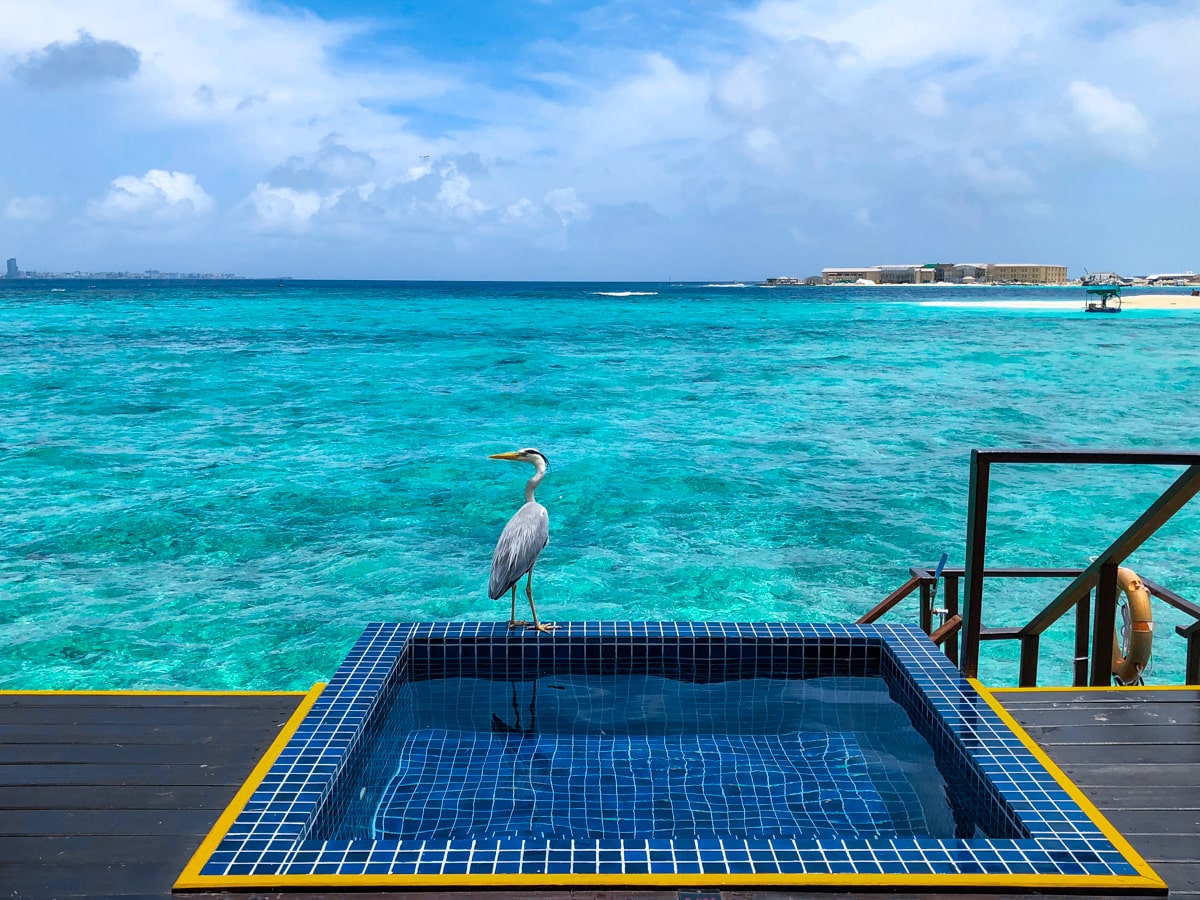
2,280,1198,690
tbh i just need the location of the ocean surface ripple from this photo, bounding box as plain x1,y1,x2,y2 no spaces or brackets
2,281,1198,689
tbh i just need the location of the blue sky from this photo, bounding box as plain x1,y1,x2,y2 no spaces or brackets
1,1,1197,279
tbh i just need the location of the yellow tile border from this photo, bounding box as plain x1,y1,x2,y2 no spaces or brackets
969,679,1166,892
988,691,1195,696
174,682,326,890
172,679,1168,893
0,696,309,700
175,870,1167,891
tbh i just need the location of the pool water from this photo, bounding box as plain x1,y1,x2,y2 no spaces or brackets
320,674,961,843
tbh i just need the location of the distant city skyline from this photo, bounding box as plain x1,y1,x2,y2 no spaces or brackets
2,258,241,279
2,1,1199,280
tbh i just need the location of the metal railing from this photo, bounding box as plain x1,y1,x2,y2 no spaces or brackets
860,450,1200,686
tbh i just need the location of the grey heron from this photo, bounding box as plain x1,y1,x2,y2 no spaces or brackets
488,448,559,632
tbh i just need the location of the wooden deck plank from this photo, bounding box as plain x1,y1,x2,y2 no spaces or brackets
1046,783,1194,807
0,723,283,744
0,833,203,864
1141,861,1200,894
0,696,307,710
1048,761,1200,787
0,705,300,728
0,783,223,810
1015,722,1200,744
0,807,224,836
1021,739,1200,764
995,689,1200,705
0,761,270,786
985,704,1200,726
1095,807,1200,837
0,859,195,896
0,741,283,765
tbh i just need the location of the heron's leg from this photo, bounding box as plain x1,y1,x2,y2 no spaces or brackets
525,566,560,633
508,586,528,629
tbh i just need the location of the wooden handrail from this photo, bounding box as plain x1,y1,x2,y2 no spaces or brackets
857,574,924,624
1144,578,1200,621
930,615,962,646
931,567,1084,578
965,450,1200,466
873,571,1200,632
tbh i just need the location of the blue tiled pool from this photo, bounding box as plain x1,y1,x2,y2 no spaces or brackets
328,673,961,843
181,623,1164,891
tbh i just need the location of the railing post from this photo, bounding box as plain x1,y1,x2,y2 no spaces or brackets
1185,626,1200,686
1074,590,1091,687
1022,633,1041,691
1091,563,1119,686
919,579,932,635
944,575,960,665
1019,633,1040,687
961,451,990,678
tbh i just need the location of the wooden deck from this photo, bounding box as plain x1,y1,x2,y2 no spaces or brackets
0,692,302,900
998,688,1200,899
0,688,1195,899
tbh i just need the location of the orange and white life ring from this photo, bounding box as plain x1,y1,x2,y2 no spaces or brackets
1110,566,1153,685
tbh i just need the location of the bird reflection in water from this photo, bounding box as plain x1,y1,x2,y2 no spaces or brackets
491,679,539,735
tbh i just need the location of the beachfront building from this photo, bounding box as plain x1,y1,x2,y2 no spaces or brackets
985,264,1068,284
816,261,1068,285
822,267,881,284
5,258,17,279
878,264,937,284
1146,272,1200,285
950,264,987,283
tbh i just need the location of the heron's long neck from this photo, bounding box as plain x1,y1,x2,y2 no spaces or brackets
525,459,546,504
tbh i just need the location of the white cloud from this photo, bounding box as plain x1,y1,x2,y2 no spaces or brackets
502,198,538,224
0,1,453,170
544,187,590,226
4,195,54,221
958,156,1034,196
1068,80,1153,161
88,169,214,223
739,0,1050,70
435,164,487,220
12,29,139,90
245,183,323,233
913,83,946,118
713,58,770,117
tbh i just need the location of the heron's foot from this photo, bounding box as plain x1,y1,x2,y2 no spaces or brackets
528,621,561,633
507,619,530,629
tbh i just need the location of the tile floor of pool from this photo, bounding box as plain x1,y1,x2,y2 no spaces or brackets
176,622,1165,892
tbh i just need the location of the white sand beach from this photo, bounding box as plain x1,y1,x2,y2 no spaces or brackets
1119,293,1200,309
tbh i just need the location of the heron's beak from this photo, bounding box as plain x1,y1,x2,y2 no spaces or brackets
489,451,523,460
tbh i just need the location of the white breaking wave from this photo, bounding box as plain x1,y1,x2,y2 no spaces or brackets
703,283,747,288
592,291,658,297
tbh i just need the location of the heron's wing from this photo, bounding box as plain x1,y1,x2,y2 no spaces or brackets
489,502,549,599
